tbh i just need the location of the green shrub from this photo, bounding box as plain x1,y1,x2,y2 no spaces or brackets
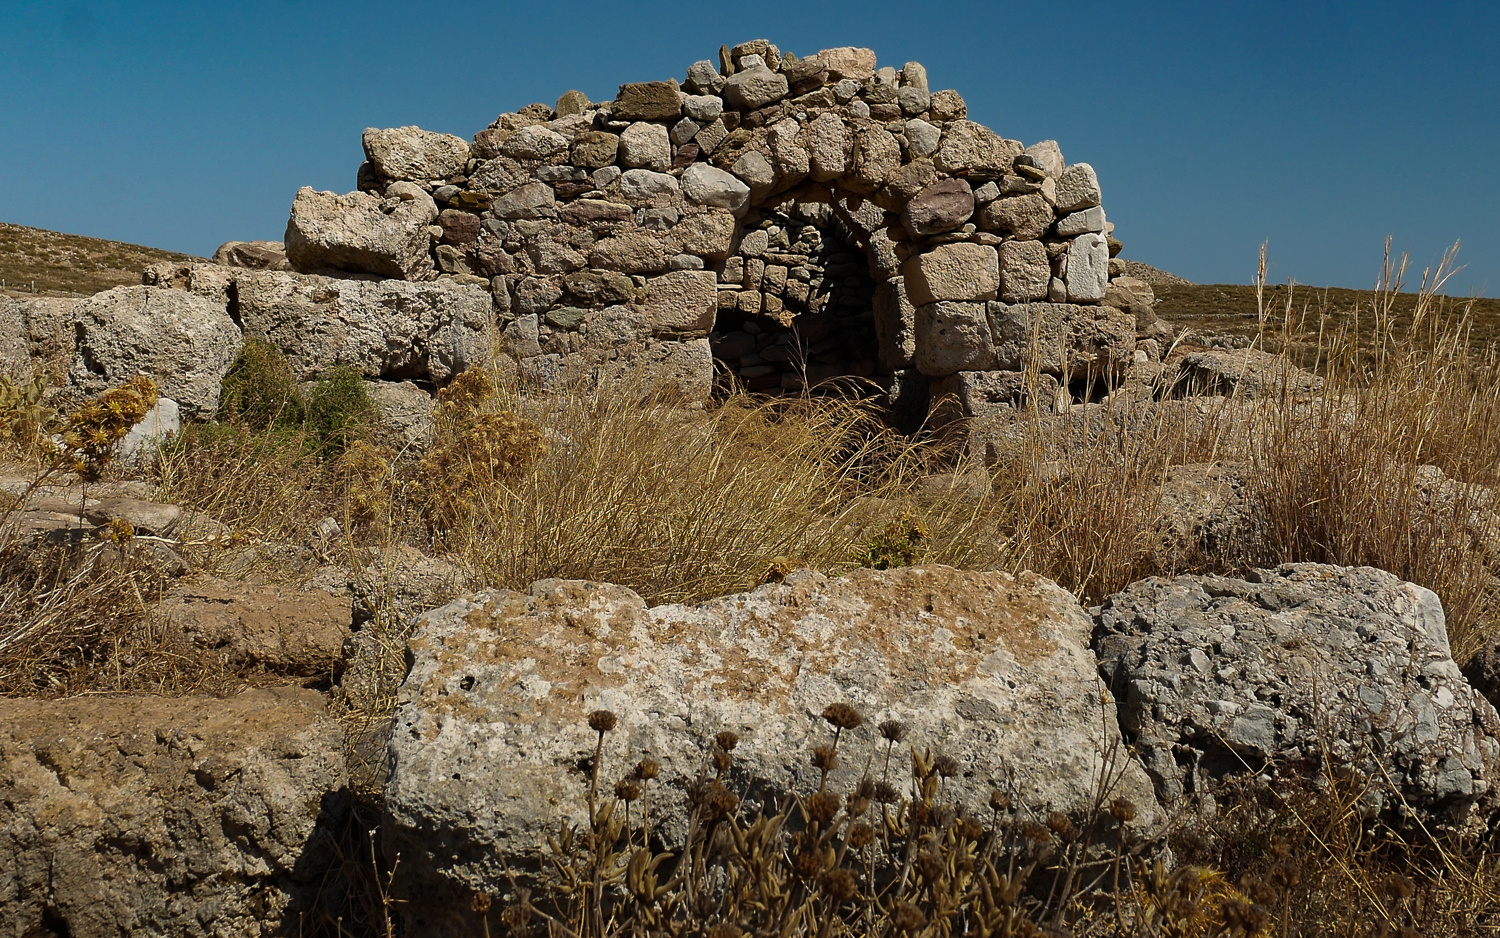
217,340,306,431
305,365,375,457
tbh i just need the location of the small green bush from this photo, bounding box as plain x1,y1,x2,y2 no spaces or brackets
217,340,306,431
306,365,375,457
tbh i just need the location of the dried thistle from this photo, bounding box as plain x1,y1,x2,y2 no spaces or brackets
890,901,926,934
633,758,660,781
715,730,740,752
822,701,863,731
819,867,858,904
614,780,642,803
933,754,960,779
588,710,617,733
873,780,900,805
811,745,838,773
847,821,874,849
879,719,907,742
1109,797,1137,823
807,790,841,825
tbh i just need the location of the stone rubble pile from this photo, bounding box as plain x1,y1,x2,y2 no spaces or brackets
278,39,1163,414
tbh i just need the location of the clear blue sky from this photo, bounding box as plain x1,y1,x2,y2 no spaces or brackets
1,0,1495,295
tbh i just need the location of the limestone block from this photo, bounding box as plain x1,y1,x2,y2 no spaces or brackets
935,121,1019,179
848,125,902,194
490,181,557,220
618,169,680,201
872,276,916,370
914,300,996,375
667,211,737,260
1065,233,1109,302
682,94,724,122
901,242,999,305
589,230,669,274
818,46,877,82
362,125,470,182
0,688,346,938
767,118,810,182
1022,140,1065,178
619,121,672,172
237,271,496,385
680,163,750,213
284,186,438,280
634,270,718,333
905,118,941,158
988,301,1134,380
1055,163,1102,212
68,285,241,420
468,156,530,194
730,149,777,198
684,60,726,95
901,177,975,237
928,89,968,121
1000,240,1051,303
1056,206,1107,237
806,112,851,181
976,192,1053,240
571,131,620,169
724,65,789,110
499,125,570,163
613,79,682,121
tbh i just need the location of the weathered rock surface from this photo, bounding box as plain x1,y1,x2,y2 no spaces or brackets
385,565,1163,930
1167,347,1325,399
283,186,438,280
236,270,494,384
0,295,78,379
1094,563,1500,831
154,577,352,677
362,125,470,182
68,285,241,419
990,302,1135,381
0,687,347,938
211,240,292,271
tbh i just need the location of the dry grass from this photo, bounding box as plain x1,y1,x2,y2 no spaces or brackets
0,221,198,297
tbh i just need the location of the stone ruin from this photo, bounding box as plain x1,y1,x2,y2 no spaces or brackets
270,39,1166,429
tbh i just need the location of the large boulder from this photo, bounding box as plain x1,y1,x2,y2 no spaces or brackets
362,126,470,182
154,577,353,677
0,687,347,938
989,301,1135,382
0,295,77,380
1167,346,1325,400
236,270,494,384
1094,563,1500,831
384,565,1164,931
67,285,241,419
283,185,439,280
211,240,292,271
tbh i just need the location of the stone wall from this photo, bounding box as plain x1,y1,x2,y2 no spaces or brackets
280,40,1163,417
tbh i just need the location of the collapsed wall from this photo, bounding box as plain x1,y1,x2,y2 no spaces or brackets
281,39,1168,421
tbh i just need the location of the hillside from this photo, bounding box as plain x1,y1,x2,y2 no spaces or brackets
0,221,201,298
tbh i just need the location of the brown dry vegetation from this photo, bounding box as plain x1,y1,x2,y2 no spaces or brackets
0,221,199,297
3,242,1500,934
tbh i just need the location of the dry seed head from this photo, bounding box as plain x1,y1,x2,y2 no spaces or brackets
819,868,858,904
873,780,900,804
915,851,945,883
712,749,733,776
1022,821,1052,845
807,790,841,824
956,817,985,842
715,730,740,752
879,719,907,743
848,821,874,849
793,847,825,880
1109,797,1137,823
470,891,492,914
822,701,863,731
989,789,1011,813
705,780,739,819
633,758,660,781
588,709,617,733
706,925,744,938
1046,811,1074,841
854,775,877,799
811,745,838,772
891,901,926,934
614,780,642,803
934,754,960,779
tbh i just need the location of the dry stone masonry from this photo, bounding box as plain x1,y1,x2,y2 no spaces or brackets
281,40,1151,416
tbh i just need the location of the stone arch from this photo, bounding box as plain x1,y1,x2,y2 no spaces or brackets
286,39,1148,425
